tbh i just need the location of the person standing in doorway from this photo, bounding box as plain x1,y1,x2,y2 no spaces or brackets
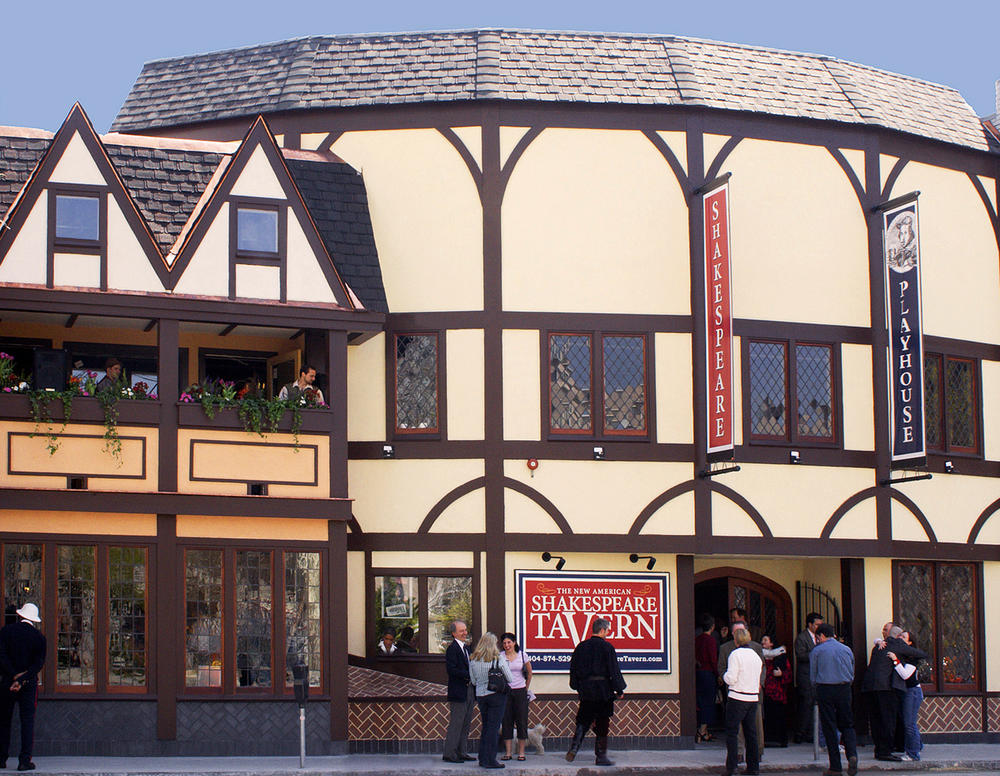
722,628,762,776
810,624,858,776
566,618,626,766
718,621,765,761
794,612,823,743
695,613,719,742
0,603,46,772
442,620,476,764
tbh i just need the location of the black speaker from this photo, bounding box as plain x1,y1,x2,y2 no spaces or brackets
32,349,70,391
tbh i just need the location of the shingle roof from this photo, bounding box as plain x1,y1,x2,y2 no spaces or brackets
106,144,224,255
113,29,993,152
0,134,50,216
286,156,386,313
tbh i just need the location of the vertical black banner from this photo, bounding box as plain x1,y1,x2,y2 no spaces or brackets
882,200,926,466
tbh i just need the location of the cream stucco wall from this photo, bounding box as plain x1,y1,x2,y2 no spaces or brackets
49,132,104,185
841,343,875,451
0,510,156,536
332,129,483,312
173,203,230,296
446,329,484,440
349,459,485,533
347,333,386,441
502,459,691,535
0,190,47,284
286,211,337,304
505,551,680,694
894,474,1000,544
450,126,482,170
348,551,367,656
0,420,157,492
107,201,166,293
984,562,1000,691
984,360,1000,461
175,516,327,540
230,145,286,199
889,163,1000,344
712,464,872,538
655,333,693,444
53,251,100,288
725,139,869,327
864,558,894,647
234,263,281,300
502,128,689,314
371,551,475,569
502,329,541,441
176,428,329,498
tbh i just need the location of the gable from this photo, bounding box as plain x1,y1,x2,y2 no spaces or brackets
171,119,355,308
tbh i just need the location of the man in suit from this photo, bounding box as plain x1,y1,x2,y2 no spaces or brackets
442,620,476,763
794,612,823,743
861,623,928,762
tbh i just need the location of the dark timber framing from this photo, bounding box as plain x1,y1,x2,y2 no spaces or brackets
3,89,999,754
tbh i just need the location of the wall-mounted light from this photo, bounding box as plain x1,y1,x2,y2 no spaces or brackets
593,446,605,460
629,553,656,570
789,450,800,464
541,551,566,571
381,444,395,459
944,460,955,473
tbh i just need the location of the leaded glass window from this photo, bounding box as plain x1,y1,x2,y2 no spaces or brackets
108,547,147,688
548,332,649,438
603,335,646,435
3,543,42,612
284,552,321,687
925,354,979,454
185,549,223,688
896,561,980,691
749,341,787,438
550,334,592,432
748,338,836,444
57,545,96,687
236,550,272,688
394,334,439,433
796,344,834,439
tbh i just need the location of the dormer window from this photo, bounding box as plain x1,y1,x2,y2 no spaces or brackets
55,195,100,242
236,206,279,255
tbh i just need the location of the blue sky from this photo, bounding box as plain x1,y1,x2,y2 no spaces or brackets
1,0,997,133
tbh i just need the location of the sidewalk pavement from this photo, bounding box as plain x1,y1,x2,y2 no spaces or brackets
21,742,1000,775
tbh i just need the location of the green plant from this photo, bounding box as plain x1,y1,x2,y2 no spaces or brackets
97,389,122,463
28,389,77,455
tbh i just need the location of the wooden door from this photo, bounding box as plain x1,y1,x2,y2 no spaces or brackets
729,576,793,651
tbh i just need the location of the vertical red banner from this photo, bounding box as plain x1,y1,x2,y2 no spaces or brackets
704,182,734,457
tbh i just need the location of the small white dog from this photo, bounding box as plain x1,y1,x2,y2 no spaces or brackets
526,724,546,755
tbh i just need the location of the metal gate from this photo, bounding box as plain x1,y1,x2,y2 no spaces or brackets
796,581,841,635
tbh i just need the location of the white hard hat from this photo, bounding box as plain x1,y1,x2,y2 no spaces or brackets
15,603,40,623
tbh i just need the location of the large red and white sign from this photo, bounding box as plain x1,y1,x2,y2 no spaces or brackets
704,181,734,458
516,571,670,673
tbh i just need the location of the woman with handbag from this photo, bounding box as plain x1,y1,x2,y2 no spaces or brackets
499,632,533,761
469,632,514,769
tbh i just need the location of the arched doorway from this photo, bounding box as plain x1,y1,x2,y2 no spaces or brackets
694,567,794,651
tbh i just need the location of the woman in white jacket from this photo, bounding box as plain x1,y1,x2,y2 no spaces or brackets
722,628,763,776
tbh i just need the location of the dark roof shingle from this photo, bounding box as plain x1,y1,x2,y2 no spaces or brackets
286,156,386,313
106,144,224,255
0,135,50,216
112,29,993,152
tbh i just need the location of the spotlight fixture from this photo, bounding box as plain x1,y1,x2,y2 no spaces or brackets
629,553,656,570
541,551,566,571
944,460,955,473
789,450,800,464
593,446,605,460
381,444,395,459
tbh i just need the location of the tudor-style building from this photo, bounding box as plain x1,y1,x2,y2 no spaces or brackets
1,30,999,755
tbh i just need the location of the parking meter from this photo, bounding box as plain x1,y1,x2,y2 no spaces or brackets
292,664,308,766
292,664,309,707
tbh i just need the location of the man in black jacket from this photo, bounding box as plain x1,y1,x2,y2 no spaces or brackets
0,603,46,771
442,620,476,763
566,618,626,767
860,622,928,762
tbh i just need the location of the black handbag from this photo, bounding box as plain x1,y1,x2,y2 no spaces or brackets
487,658,509,694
